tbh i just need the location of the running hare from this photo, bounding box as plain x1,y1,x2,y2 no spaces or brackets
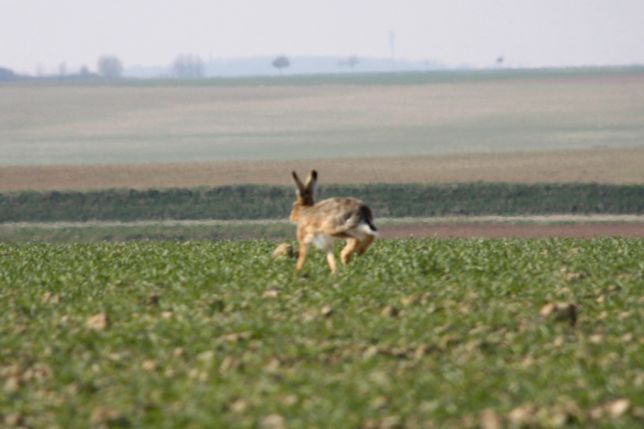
290,170,377,273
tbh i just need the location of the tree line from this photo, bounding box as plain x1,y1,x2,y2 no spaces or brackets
0,54,295,82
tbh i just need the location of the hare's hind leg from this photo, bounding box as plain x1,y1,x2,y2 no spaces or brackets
357,235,375,256
341,238,359,265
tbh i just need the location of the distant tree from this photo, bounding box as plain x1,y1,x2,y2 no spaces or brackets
172,54,204,79
97,55,124,79
347,55,359,71
272,56,290,74
58,62,67,77
0,66,18,81
338,56,359,72
389,31,396,67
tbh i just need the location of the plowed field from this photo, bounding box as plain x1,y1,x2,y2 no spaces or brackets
2,147,643,191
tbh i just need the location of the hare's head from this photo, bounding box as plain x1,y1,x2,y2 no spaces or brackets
291,170,317,221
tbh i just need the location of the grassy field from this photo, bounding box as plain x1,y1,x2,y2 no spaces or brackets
0,220,293,243
1,216,644,242
1,239,643,428
2,69,644,167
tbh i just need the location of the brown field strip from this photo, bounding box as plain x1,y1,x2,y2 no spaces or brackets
381,222,644,239
1,147,644,191
2,217,643,240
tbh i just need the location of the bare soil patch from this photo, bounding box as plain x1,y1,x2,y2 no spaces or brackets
381,222,644,239
2,217,642,240
1,147,643,191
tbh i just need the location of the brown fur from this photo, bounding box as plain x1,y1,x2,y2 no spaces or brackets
291,170,377,273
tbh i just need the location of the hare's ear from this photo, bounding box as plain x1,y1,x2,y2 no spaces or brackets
305,170,318,192
292,171,305,194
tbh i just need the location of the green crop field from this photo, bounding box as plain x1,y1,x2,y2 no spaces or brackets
3,183,644,223
1,239,642,428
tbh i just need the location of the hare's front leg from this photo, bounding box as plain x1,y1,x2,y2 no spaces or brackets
295,241,310,272
326,251,338,274
316,235,337,273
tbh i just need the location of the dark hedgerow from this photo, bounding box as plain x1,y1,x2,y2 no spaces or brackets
1,183,643,222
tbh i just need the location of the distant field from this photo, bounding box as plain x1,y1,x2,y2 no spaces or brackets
2,147,644,191
1,69,644,167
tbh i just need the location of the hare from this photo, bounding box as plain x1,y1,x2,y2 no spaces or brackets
290,170,377,273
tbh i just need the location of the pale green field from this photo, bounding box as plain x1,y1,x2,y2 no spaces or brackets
1,70,644,166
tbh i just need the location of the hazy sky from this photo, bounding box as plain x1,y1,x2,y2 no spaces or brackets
3,0,644,73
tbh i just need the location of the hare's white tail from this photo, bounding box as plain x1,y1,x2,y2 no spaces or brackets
358,205,379,237
358,221,379,237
